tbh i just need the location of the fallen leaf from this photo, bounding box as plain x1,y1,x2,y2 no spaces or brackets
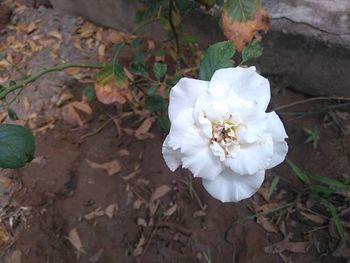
135,118,153,138
84,207,104,220
133,199,146,209
87,159,121,175
257,216,279,233
48,30,63,40
89,248,104,262
61,104,83,127
0,224,11,246
70,101,92,115
67,228,86,258
122,169,141,181
133,235,145,257
23,96,31,113
57,91,74,107
163,204,177,217
105,204,118,219
300,211,326,224
221,4,269,52
65,67,81,76
0,176,12,188
118,149,130,156
150,185,171,203
264,234,309,254
95,81,129,104
137,218,147,227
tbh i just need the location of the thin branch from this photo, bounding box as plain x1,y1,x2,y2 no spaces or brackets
168,0,180,56
273,96,350,111
0,63,103,100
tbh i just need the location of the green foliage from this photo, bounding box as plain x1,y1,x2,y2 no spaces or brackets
83,85,95,102
157,115,170,133
153,62,167,80
199,41,235,81
0,124,35,169
146,95,165,112
147,84,159,95
130,62,148,77
7,108,18,120
268,175,279,199
241,39,263,64
223,0,260,22
286,159,311,185
304,127,320,149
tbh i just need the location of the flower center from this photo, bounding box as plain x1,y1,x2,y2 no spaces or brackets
211,119,238,155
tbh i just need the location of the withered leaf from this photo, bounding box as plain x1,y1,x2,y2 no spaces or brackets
67,228,86,258
87,159,122,176
150,185,171,203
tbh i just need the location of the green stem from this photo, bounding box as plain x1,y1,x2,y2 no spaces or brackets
0,63,104,100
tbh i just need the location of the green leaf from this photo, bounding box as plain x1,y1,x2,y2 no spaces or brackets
95,64,115,85
134,51,145,65
286,159,311,185
113,61,127,86
268,175,279,199
0,124,35,169
130,62,148,77
147,84,159,95
157,115,170,133
83,85,95,102
145,95,164,112
153,62,167,80
7,108,18,120
311,175,349,191
199,41,235,81
223,0,260,22
112,43,125,54
321,199,345,241
241,39,263,64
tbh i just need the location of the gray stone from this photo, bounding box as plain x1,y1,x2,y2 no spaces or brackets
49,0,350,96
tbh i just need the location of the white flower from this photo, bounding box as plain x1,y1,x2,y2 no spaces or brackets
162,67,288,203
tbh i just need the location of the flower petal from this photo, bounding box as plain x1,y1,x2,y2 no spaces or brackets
266,141,288,169
181,128,223,180
168,108,195,150
210,67,270,111
267,111,288,141
162,136,182,171
224,135,273,175
202,169,265,202
168,78,209,122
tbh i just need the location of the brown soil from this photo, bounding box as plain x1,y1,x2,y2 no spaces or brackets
1,83,349,263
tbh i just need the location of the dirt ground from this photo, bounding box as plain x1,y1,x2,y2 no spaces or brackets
0,2,349,263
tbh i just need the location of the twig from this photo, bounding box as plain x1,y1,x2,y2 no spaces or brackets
0,63,104,100
80,118,114,140
273,96,350,111
168,0,180,56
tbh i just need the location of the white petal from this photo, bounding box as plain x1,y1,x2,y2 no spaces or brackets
210,67,270,111
168,78,209,122
266,111,288,141
224,135,274,175
202,169,265,202
181,128,223,180
162,136,182,171
168,108,195,150
236,110,267,144
210,141,226,161
266,141,288,169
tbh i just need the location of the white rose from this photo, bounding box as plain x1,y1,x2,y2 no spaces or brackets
162,67,288,202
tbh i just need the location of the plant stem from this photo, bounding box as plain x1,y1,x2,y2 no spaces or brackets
0,63,104,100
168,0,181,56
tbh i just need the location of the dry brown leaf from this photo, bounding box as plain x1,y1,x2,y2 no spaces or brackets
84,207,104,220
257,216,279,233
86,159,121,176
118,149,130,157
0,175,12,188
65,67,81,76
0,224,11,246
133,235,145,257
23,96,31,113
89,248,104,262
122,169,141,181
221,8,269,52
150,185,171,203
163,204,177,217
300,211,326,224
137,218,147,227
135,119,153,136
98,44,106,59
264,234,309,254
70,101,92,115
67,228,86,258
105,204,118,219
48,30,63,40
133,199,146,210
61,104,83,127
95,81,129,105
193,210,207,218
103,29,130,44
